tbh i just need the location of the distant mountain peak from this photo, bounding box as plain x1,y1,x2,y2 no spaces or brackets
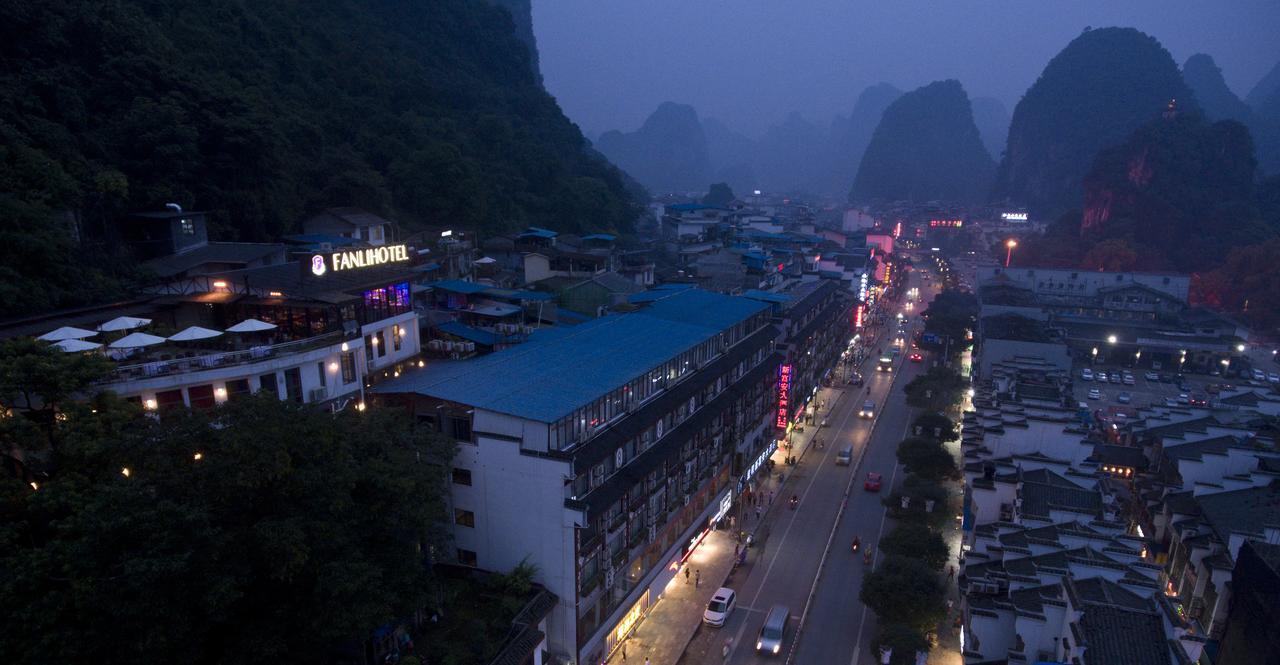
1182,53,1250,123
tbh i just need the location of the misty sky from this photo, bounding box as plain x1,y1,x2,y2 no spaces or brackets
533,0,1280,139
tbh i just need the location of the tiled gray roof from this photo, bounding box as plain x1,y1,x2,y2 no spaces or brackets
1196,480,1280,545
1078,604,1171,665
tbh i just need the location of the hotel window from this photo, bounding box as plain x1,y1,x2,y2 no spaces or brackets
188,385,216,410
317,362,327,388
456,548,478,567
284,368,303,403
448,416,472,442
259,373,279,397
392,324,403,351
454,509,475,528
364,335,374,364
375,331,386,358
156,389,185,411
452,468,472,486
340,351,356,383
179,218,195,235
226,378,251,400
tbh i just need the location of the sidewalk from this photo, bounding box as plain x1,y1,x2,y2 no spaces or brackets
604,377,859,665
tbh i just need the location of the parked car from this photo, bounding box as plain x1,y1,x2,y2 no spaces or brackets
703,588,736,627
1144,372,1160,381
1253,369,1266,381
1164,397,1179,407
1096,371,1108,382
1270,372,1280,384
1178,393,1190,404
1110,373,1122,384
864,472,883,492
1088,389,1102,400
1117,392,1131,404
1081,369,1094,381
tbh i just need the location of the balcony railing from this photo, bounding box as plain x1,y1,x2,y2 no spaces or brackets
100,331,346,383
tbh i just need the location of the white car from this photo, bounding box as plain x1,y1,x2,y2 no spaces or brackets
1270,373,1280,384
1253,369,1266,381
1081,369,1094,381
704,587,736,627
1088,388,1102,400
859,400,876,419
1096,372,1108,382
1123,374,1135,385
1145,372,1160,381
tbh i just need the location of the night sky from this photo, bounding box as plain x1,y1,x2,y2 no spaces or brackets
534,0,1280,138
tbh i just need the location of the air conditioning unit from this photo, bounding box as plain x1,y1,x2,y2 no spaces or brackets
308,388,327,402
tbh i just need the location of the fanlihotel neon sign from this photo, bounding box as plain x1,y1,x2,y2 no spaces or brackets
313,244,410,275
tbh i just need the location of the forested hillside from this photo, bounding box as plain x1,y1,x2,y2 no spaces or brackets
0,0,635,317
993,28,1194,216
851,80,994,205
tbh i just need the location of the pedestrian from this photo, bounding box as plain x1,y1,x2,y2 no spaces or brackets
685,567,690,584
755,506,761,521
769,491,774,505
644,657,650,665
622,644,627,661
734,543,740,557
695,569,701,588
948,565,955,579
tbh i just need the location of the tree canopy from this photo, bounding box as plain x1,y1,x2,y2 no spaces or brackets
903,366,968,412
0,0,638,318
702,182,736,207
922,290,979,344
0,395,455,665
860,555,947,633
896,436,957,481
881,522,950,571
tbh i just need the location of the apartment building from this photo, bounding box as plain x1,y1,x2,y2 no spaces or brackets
374,288,786,664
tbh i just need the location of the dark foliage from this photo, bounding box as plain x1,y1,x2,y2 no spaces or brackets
994,27,1195,216
702,182,736,207
911,412,958,442
896,436,957,481
851,80,994,205
0,0,636,317
881,522,950,570
0,394,455,665
922,289,979,343
860,555,947,633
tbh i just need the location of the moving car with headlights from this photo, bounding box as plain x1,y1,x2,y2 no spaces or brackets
703,587,736,626
909,352,923,363
864,472,883,492
756,605,790,654
859,400,875,418
877,355,893,372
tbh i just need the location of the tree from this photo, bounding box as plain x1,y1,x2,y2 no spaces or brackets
702,182,736,207
881,522,950,570
903,366,967,411
922,289,978,344
0,338,113,459
0,395,455,665
860,555,947,632
911,412,958,441
896,437,957,481
871,622,932,665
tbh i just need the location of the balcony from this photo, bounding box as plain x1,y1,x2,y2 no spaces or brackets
100,331,346,384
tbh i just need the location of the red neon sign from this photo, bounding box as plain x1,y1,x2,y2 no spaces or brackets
929,219,963,228
776,364,792,429
854,304,865,329
893,221,902,238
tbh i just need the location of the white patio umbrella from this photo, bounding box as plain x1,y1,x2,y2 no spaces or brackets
108,332,167,349
226,318,277,333
168,326,223,342
38,326,98,341
98,316,152,332
53,338,103,352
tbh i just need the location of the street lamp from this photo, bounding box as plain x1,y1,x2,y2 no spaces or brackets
1107,335,1118,345
1004,239,1018,267
1236,344,1246,353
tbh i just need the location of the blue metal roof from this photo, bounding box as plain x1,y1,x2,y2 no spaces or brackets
581,233,617,241
374,289,769,423
482,288,556,302
667,203,725,212
518,226,558,239
427,279,488,294
437,321,500,346
742,289,791,304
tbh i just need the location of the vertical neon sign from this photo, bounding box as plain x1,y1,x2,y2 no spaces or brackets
776,364,793,428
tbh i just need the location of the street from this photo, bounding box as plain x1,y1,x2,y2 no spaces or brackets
681,267,943,665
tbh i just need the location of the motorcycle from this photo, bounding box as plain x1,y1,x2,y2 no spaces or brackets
851,537,860,553
789,495,799,510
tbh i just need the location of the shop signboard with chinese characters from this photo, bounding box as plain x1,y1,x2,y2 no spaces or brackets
776,364,793,429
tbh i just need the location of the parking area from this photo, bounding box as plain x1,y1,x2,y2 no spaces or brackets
1070,364,1274,409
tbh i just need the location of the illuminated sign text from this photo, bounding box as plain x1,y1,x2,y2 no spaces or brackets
1001,212,1028,222
316,244,410,275
929,219,964,228
776,364,793,429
